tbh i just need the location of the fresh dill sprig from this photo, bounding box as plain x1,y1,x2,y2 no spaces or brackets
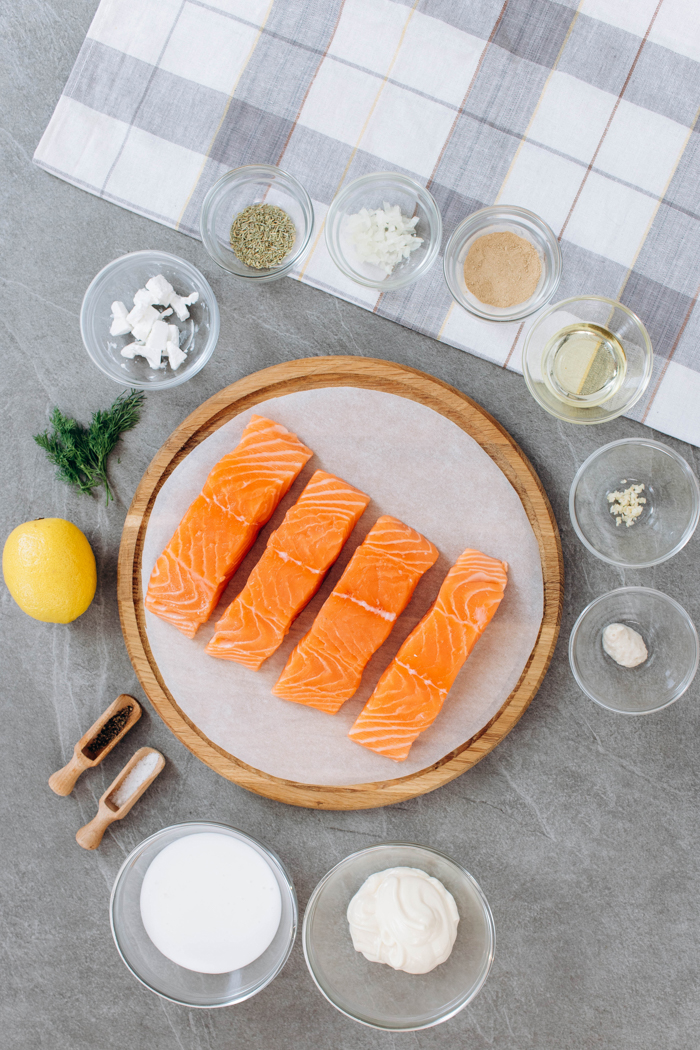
34,389,146,505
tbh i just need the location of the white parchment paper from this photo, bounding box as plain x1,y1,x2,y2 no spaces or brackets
142,388,543,784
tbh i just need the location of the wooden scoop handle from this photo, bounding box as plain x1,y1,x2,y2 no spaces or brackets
76,806,116,850
49,752,88,796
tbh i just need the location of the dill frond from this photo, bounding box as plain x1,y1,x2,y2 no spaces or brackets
34,390,146,505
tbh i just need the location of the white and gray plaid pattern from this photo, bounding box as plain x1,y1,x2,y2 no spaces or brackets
34,0,700,445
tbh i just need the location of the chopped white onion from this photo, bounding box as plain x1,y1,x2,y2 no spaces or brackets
346,202,423,276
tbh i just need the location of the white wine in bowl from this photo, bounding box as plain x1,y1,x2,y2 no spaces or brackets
542,322,627,408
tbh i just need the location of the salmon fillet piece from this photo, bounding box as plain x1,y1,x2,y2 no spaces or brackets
272,515,438,712
205,471,370,668
348,548,508,761
145,416,312,637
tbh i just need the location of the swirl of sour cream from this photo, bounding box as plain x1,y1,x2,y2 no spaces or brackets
347,866,459,974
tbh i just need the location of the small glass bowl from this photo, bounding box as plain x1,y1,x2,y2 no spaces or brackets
325,173,442,290
200,164,314,281
110,822,298,1008
302,842,495,1031
569,588,699,714
570,438,700,568
523,296,653,424
443,205,561,321
80,250,220,390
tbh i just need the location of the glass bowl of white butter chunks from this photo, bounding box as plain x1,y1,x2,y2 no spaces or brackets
81,250,220,390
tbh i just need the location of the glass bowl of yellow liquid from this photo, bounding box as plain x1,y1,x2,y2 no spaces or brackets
522,296,653,424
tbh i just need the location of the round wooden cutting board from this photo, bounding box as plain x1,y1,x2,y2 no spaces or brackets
118,357,563,809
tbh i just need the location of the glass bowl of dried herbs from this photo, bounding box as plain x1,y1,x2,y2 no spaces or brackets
80,250,220,390
200,165,314,281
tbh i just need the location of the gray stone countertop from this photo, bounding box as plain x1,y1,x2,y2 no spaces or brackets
2,5,699,1049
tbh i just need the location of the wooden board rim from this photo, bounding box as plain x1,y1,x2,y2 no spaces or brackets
117,357,563,809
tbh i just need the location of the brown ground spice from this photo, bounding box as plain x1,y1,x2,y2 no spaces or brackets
463,231,541,308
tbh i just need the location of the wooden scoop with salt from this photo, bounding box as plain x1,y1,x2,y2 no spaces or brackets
76,747,165,850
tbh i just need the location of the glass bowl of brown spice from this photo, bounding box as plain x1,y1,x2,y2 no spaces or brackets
443,205,561,322
200,164,314,282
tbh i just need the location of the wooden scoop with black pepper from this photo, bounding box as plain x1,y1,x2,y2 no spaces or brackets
48,694,141,796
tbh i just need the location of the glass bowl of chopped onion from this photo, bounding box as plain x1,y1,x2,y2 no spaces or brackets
443,205,561,322
569,438,700,568
200,164,314,281
569,587,699,714
325,173,442,291
80,250,220,390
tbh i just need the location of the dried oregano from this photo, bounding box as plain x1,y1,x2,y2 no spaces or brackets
230,203,296,269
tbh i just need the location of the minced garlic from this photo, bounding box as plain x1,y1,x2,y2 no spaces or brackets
607,482,646,527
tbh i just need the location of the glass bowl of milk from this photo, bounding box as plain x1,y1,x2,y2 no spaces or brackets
303,842,495,1030
110,822,297,1007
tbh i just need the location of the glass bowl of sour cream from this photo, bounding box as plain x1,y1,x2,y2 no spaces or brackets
569,587,699,714
110,822,297,1007
302,842,495,1031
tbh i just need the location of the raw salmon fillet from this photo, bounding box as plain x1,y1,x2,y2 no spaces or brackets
145,416,312,637
272,515,438,712
205,471,370,668
348,549,508,761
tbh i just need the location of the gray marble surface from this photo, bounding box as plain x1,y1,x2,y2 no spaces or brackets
2,5,699,1049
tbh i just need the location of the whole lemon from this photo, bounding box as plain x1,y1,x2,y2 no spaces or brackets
3,518,97,623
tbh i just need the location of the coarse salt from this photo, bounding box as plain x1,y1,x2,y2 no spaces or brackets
346,203,423,277
110,751,161,808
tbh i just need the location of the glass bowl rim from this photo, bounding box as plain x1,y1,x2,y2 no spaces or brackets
199,163,315,280
568,586,700,715
569,437,700,567
324,172,443,290
522,294,654,424
109,819,298,1008
442,204,562,322
301,840,495,1032
79,249,221,391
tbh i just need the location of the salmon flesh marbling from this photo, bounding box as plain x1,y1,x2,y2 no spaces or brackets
144,416,312,637
348,548,508,761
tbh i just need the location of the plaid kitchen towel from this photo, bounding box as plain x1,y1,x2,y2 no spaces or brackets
34,0,700,446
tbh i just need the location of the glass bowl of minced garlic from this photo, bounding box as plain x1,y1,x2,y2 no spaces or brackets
569,438,700,568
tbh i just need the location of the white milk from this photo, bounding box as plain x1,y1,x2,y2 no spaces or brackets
140,832,282,974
